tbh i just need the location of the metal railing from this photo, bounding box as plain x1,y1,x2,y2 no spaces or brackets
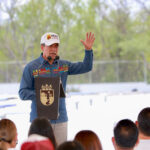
0,60,148,83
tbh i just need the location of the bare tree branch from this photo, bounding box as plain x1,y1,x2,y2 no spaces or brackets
135,0,150,14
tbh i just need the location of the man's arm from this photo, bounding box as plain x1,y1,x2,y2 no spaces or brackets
19,65,36,100
68,50,93,75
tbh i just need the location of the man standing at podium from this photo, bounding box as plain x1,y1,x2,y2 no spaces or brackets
19,32,95,145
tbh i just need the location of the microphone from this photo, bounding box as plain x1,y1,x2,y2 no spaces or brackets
47,56,60,61
47,56,52,61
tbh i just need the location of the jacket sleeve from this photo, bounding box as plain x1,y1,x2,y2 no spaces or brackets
18,64,36,101
68,50,93,75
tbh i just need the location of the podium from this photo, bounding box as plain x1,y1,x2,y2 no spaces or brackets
34,76,65,120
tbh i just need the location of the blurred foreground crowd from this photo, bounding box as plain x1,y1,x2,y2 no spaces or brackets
0,107,150,150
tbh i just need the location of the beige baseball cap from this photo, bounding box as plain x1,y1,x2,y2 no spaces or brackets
40,32,60,46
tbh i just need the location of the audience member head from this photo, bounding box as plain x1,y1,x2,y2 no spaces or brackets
28,117,56,148
112,119,139,150
0,118,18,150
74,130,102,150
136,107,150,138
56,141,84,150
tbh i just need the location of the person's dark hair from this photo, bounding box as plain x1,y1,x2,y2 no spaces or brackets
74,130,102,150
56,141,84,150
114,119,138,148
28,117,57,148
138,107,150,136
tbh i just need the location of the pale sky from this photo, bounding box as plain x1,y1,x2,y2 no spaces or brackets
0,0,150,21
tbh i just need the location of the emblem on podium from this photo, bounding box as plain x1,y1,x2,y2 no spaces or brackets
40,84,54,106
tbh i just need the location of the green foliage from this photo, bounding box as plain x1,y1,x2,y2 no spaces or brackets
1,0,150,82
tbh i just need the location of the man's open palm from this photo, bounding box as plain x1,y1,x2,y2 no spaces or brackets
80,32,95,50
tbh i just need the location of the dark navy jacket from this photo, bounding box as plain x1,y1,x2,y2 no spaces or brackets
19,50,93,123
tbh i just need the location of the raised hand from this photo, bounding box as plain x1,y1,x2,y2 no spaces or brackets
80,32,95,50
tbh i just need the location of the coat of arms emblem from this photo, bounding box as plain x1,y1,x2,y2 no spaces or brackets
40,84,54,106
